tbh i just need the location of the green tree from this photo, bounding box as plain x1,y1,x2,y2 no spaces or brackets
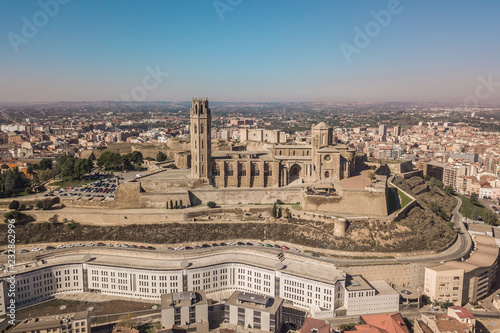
39,158,54,170
9,200,20,210
470,192,479,205
36,201,44,209
179,200,183,209
2,167,30,194
272,202,278,218
482,210,499,226
444,186,454,195
169,199,174,210
156,151,167,162
207,201,216,208
48,214,59,225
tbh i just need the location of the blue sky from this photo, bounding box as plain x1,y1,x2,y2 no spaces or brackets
1,0,499,103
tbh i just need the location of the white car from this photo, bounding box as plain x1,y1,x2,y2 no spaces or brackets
174,247,184,250
292,248,300,252
66,244,73,248
106,243,112,247
121,244,129,248
86,243,94,247
256,243,264,247
75,243,84,247
227,242,236,246
114,244,121,247
31,248,42,252
57,245,65,249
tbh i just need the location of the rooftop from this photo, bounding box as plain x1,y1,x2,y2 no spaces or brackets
225,291,282,313
161,291,207,308
2,248,346,286
10,311,88,333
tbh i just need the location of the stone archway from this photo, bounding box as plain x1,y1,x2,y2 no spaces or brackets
289,164,302,183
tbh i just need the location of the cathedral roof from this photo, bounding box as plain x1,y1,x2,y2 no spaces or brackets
312,122,331,129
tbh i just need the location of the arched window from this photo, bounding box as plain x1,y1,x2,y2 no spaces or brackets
325,171,330,178
194,140,197,149
322,134,326,145
194,124,197,134
201,140,204,149
195,105,198,114
293,150,296,156
200,124,204,134
200,104,204,114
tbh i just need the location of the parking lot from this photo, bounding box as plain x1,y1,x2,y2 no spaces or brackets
46,172,120,200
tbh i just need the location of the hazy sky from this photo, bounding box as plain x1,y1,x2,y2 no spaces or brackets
1,0,500,104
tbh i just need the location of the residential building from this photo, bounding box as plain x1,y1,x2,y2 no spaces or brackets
161,291,208,332
10,311,89,333
224,291,283,333
300,317,330,333
424,235,499,305
351,313,410,333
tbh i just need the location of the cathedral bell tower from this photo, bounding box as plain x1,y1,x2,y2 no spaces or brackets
190,98,211,182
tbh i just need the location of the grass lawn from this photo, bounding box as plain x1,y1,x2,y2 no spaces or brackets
459,195,487,219
398,189,412,209
15,298,159,322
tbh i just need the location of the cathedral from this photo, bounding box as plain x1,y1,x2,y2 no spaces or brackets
190,98,361,188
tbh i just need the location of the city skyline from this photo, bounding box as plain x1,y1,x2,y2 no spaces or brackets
1,0,500,104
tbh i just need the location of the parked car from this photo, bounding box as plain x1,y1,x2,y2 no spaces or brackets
31,248,42,252
56,245,65,249
20,249,29,253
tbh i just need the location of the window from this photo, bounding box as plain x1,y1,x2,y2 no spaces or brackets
213,163,220,176
239,163,247,177
226,163,234,176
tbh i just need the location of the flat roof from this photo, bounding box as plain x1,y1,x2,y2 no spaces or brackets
161,291,207,308
11,312,88,333
225,291,282,313
2,248,346,286
345,275,373,291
